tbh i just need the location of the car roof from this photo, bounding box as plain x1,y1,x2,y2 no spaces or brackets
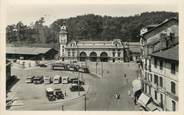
54,75,60,78
46,88,54,91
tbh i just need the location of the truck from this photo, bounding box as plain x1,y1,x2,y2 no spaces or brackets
45,88,56,101
53,75,61,84
44,76,51,84
62,76,69,84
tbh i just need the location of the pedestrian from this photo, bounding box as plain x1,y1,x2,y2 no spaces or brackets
118,93,120,99
115,92,118,99
128,90,131,96
124,73,126,78
134,97,137,105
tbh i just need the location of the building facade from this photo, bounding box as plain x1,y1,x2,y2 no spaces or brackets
58,25,135,63
139,18,178,111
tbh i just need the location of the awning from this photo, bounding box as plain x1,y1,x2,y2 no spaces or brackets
137,93,151,107
132,79,142,93
147,102,158,111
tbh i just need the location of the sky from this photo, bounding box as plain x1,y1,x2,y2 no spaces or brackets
6,4,178,26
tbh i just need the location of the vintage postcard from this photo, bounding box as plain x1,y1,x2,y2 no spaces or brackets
0,0,183,115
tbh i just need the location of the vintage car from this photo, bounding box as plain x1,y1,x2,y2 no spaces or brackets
33,76,44,84
54,88,64,99
70,84,85,91
25,76,35,83
53,75,61,84
44,76,52,84
45,88,56,101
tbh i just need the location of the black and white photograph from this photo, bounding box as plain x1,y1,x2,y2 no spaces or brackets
2,0,181,112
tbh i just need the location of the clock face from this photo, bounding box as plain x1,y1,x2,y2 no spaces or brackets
59,34,67,44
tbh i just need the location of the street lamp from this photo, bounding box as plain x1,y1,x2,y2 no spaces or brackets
78,72,80,96
96,62,98,74
101,61,103,78
83,94,87,111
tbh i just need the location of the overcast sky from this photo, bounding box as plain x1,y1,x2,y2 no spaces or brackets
7,4,177,26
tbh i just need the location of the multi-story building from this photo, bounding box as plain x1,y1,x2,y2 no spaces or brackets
58,25,139,63
139,18,178,111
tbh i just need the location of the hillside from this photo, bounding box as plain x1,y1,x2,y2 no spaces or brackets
6,11,178,45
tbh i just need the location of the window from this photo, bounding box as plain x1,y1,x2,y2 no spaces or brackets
72,49,75,57
154,90,157,100
145,84,147,93
68,52,70,57
150,74,153,82
149,86,151,95
112,52,115,57
118,52,121,57
154,58,157,68
171,63,176,74
159,77,163,87
160,60,163,70
72,52,75,57
154,75,158,85
171,81,176,94
145,72,148,81
172,100,176,111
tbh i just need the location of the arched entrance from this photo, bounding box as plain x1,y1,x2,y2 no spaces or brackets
89,52,97,62
79,52,87,61
100,52,108,62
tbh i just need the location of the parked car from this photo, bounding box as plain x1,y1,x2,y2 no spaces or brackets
44,76,52,84
54,88,64,99
70,84,84,91
62,76,69,84
53,75,61,84
33,76,44,84
66,64,79,71
45,88,56,101
38,64,47,67
26,76,35,83
71,78,85,85
52,63,66,70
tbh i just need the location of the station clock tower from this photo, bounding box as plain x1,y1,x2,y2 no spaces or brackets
59,25,67,61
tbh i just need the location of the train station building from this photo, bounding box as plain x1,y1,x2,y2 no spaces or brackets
58,25,138,63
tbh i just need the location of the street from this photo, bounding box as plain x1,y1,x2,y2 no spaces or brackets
8,62,140,111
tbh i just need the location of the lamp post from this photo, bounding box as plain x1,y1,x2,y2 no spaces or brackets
96,62,98,74
84,94,87,111
78,72,80,96
101,61,103,78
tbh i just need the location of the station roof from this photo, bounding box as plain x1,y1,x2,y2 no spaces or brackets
6,47,55,55
151,45,178,61
77,41,113,44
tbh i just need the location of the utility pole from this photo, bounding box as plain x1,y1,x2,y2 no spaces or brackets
101,62,103,78
61,105,64,111
78,72,80,96
84,94,87,111
96,62,98,74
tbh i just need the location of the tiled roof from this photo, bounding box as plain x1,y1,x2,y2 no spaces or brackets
6,47,54,55
77,41,113,44
151,45,178,61
142,18,178,37
66,45,123,49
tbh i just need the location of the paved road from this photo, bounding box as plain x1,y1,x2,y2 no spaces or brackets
9,62,140,111
61,62,140,111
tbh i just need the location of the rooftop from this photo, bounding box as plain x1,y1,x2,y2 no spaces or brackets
77,40,113,44
6,47,54,55
151,45,178,61
142,18,178,37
